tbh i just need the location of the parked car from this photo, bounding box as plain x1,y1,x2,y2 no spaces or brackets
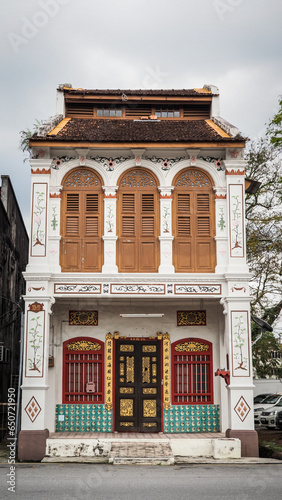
277,410,282,429
260,400,282,429
254,393,273,405
254,394,282,425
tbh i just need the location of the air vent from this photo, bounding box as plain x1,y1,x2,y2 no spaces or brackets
66,102,94,117
183,104,210,119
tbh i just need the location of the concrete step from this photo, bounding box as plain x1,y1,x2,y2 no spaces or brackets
44,436,241,463
109,442,174,465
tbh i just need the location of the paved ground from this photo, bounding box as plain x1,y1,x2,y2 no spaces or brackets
1,463,282,499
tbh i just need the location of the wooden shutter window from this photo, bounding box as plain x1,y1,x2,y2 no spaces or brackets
142,217,155,235
173,168,215,272
61,168,103,272
177,193,190,213
142,193,154,212
86,193,99,212
197,194,210,212
122,217,135,235
86,217,99,235
122,193,135,212
67,193,79,212
66,216,79,235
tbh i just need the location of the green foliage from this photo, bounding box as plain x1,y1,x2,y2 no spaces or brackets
252,303,282,378
245,138,282,315
267,97,282,149
19,119,43,154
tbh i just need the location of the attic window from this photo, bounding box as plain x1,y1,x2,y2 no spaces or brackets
97,107,122,117
155,108,180,118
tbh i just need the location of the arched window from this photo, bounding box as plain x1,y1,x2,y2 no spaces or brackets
172,338,213,404
60,168,103,272
172,168,216,272
117,168,160,272
63,337,104,403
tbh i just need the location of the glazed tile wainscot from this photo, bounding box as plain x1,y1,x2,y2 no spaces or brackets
56,404,113,432
164,404,220,433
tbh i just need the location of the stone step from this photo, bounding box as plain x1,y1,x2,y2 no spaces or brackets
108,442,174,465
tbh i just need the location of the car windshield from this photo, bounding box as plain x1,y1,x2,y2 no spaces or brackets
260,395,280,404
273,400,282,407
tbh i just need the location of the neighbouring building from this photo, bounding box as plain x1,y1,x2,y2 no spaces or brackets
0,176,28,439
18,84,259,460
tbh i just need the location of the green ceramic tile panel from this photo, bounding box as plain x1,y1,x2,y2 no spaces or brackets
163,404,220,433
55,404,113,432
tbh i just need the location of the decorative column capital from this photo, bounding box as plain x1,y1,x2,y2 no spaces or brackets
103,186,118,198
158,186,174,199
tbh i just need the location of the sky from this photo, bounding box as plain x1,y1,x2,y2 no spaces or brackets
0,0,282,228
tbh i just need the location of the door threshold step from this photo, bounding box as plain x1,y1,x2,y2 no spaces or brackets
109,457,174,465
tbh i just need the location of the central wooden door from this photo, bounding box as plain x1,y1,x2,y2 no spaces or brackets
115,340,161,432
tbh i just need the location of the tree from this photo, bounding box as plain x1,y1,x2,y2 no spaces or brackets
252,303,282,378
267,97,282,149
245,138,282,315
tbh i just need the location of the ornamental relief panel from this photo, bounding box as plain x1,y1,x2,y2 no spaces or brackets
64,168,101,188
175,169,212,188
120,169,157,187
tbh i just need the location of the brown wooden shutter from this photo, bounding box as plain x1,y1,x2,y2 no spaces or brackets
117,169,159,272
60,168,103,272
173,169,215,273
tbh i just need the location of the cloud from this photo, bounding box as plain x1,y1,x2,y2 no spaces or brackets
1,0,282,226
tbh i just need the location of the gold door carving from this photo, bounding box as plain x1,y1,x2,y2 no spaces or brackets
126,356,134,383
142,357,151,383
120,399,134,417
143,400,157,418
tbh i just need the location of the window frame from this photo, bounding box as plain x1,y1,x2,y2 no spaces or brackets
171,338,213,405
62,337,104,404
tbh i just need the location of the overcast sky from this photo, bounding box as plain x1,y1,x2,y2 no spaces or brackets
1,0,282,228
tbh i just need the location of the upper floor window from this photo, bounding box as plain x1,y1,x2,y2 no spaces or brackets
155,108,180,118
97,107,122,117
117,168,160,272
60,168,103,272
172,168,216,273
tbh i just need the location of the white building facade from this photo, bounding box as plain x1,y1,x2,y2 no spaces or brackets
18,85,258,460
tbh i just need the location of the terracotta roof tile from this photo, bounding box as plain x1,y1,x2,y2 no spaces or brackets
63,88,215,97
36,118,244,143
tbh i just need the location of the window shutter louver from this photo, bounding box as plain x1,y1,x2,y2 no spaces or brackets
142,217,155,235
86,194,99,212
86,217,99,235
122,217,135,235
67,193,79,212
122,193,135,212
66,216,79,235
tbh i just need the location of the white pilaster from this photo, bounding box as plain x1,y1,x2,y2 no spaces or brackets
158,187,174,273
225,160,249,274
21,296,54,431
102,186,118,273
221,296,255,431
